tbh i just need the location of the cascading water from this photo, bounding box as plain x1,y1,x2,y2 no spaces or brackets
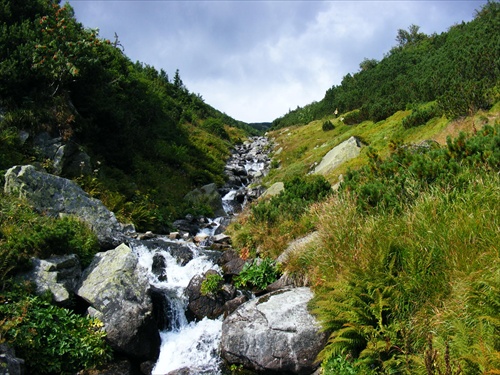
131,136,270,374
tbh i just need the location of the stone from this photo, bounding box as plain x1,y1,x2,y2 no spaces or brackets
77,244,160,360
0,344,25,375
221,288,328,374
313,136,362,175
185,270,236,320
260,181,284,199
4,165,131,249
22,254,81,305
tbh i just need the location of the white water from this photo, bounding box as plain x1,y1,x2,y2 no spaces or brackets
132,137,269,374
132,240,223,373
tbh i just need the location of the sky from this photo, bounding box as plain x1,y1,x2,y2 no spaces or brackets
65,0,488,123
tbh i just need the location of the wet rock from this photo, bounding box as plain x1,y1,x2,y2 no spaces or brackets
77,244,160,360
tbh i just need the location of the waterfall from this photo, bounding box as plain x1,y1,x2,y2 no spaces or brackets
132,136,270,374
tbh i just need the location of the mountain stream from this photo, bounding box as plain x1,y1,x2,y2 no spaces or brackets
130,137,270,374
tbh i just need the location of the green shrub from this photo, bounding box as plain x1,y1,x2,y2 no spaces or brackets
402,102,441,129
251,175,332,225
201,273,224,296
0,194,99,282
342,109,364,125
234,258,280,290
0,293,112,374
322,120,335,131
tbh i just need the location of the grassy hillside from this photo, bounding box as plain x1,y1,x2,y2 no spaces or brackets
227,2,500,373
0,0,257,232
228,98,500,375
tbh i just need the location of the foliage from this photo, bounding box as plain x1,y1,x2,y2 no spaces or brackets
402,102,442,129
322,354,376,375
0,291,112,374
200,272,224,296
272,2,499,128
251,174,332,225
0,0,255,232
0,193,99,283
308,126,500,373
322,120,335,131
340,124,500,214
234,258,280,291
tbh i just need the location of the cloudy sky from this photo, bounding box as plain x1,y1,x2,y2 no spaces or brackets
66,0,487,123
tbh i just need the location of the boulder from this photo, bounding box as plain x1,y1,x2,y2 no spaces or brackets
184,183,226,218
260,181,284,200
0,344,25,375
186,270,237,320
22,254,81,305
221,288,328,374
4,165,132,249
77,244,160,360
313,136,362,175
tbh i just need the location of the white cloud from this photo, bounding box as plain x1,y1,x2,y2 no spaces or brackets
67,0,487,123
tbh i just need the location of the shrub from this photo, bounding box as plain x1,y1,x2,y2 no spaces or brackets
322,120,335,131
200,273,224,296
0,293,112,374
402,102,441,129
0,194,99,283
234,258,280,290
342,109,364,125
251,175,332,226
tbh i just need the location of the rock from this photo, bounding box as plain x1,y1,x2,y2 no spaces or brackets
0,344,25,375
313,136,362,175
221,288,328,374
185,270,237,320
152,253,168,282
277,232,321,264
219,249,247,276
184,183,226,218
77,244,160,360
213,234,231,244
77,359,134,375
260,181,284,199
22,254,81,305
4,165,131,249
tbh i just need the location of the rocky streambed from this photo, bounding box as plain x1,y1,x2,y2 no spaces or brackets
2,136,328,375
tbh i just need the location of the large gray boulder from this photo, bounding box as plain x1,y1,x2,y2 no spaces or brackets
313,136,362,175
0,344,25,375
22,254,81,305
221,287,328,374
4,165,132,249
184,183,226,217
77,244,160,360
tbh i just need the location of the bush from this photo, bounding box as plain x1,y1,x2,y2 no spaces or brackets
0,293,112,374
234,258,280,290
251,175,332,225
200,273,224,296
402,102,441,128
322,120,335,131
0,194,99,283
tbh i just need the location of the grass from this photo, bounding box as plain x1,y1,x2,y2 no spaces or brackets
229,101,500,374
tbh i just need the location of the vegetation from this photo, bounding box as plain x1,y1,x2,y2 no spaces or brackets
272,2,499,128
233,258,281,291
0,0,257,233
0,193,99,283
0,285,112,374
228,4,499,370
200,272,224,296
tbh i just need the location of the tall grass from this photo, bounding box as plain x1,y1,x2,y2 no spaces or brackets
309,172,499,374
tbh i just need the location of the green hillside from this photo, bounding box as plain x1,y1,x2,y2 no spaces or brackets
227,2,500,373
0,0,257,232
